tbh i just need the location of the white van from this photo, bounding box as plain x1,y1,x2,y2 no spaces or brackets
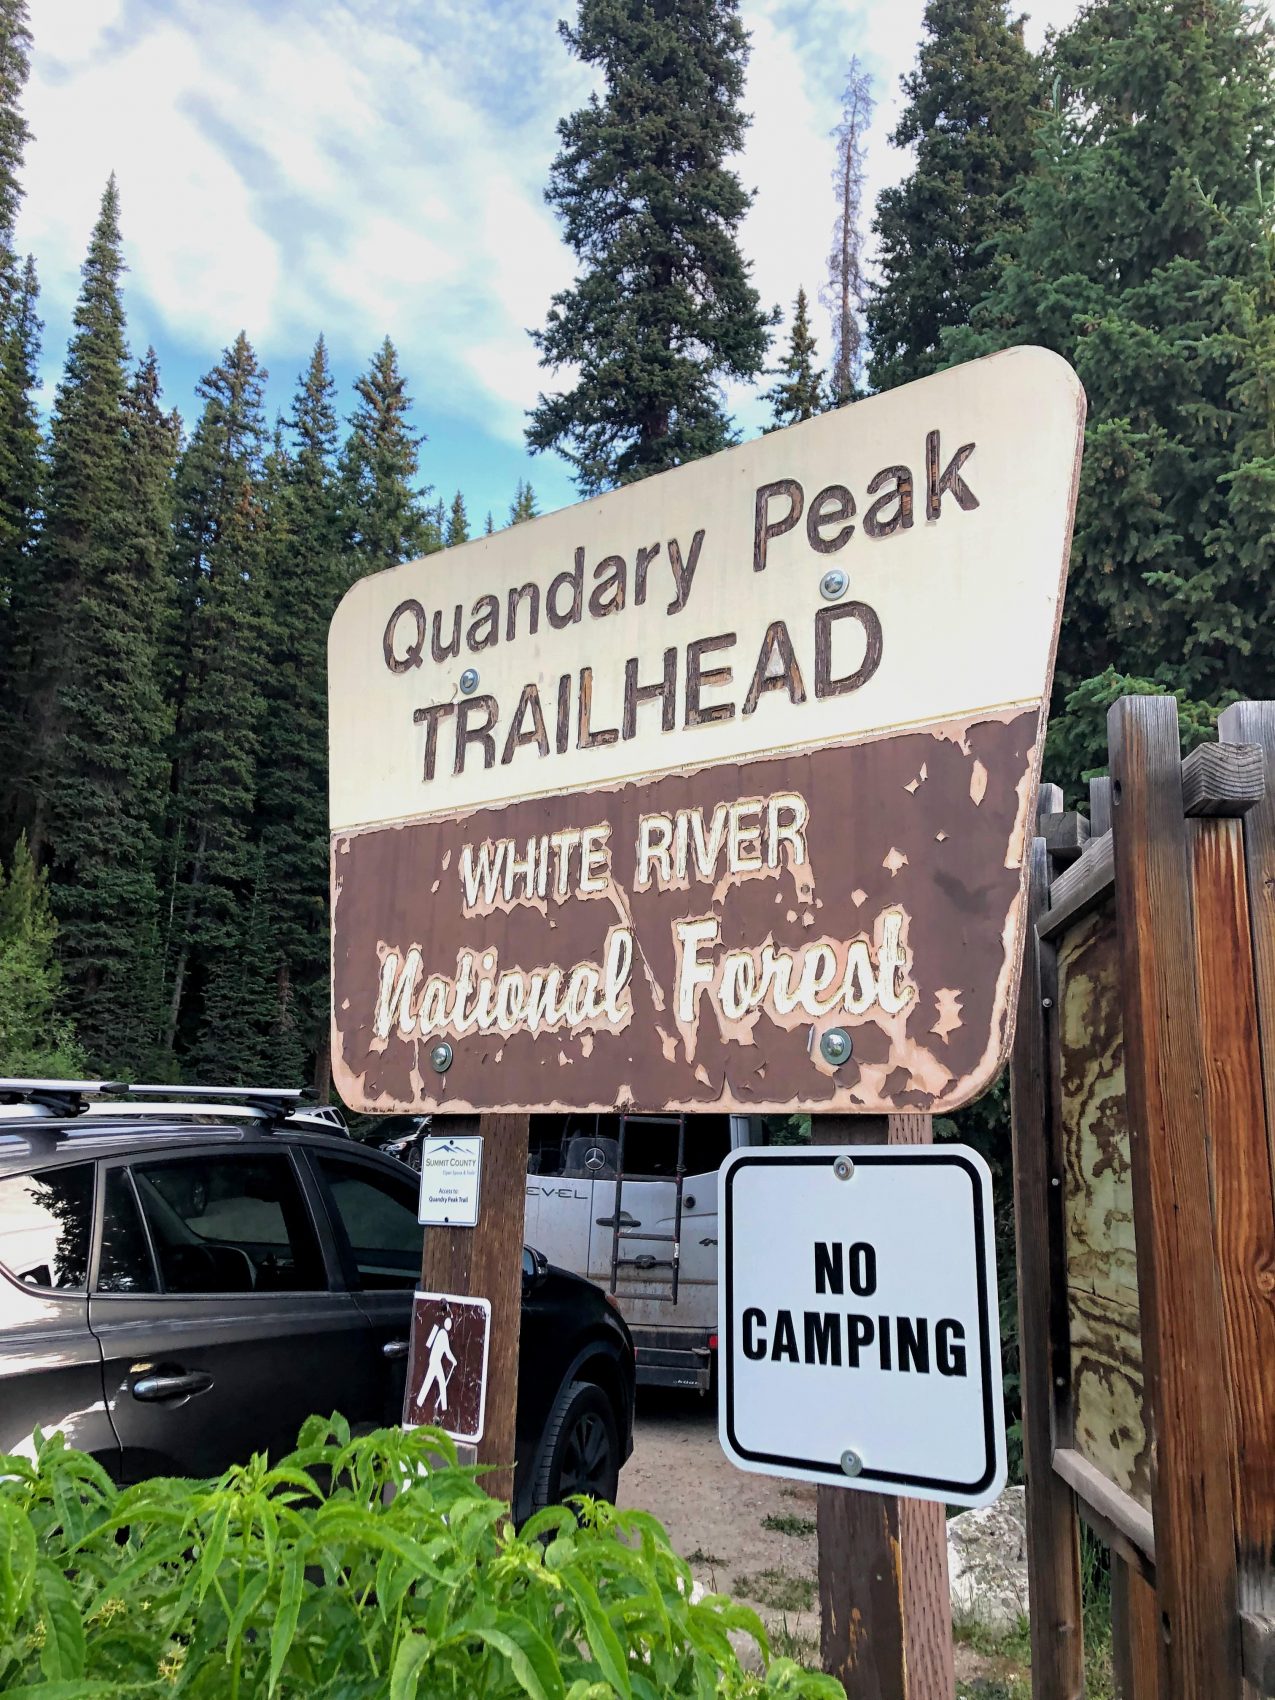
523,1112,766,1392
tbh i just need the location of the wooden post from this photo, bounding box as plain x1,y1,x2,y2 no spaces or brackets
1111,1557,1163,1700
420,1112,528,1501
1107,694,1241,1696
813,1112,955,1700
1008,832,1084,1699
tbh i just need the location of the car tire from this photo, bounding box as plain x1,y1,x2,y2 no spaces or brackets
531,1379,620,1513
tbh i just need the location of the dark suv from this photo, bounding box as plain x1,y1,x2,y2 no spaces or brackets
0,1082,634,1524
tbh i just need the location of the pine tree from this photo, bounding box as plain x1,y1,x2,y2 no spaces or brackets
484,511,494,535
508,478,538,524
163,333,271,1077
44,347,177,1075
0,835,85,1076
867,0,1041,393
527,0,772,494
4,180,128,865
445,489,469,548
0,0,30,259
824,59,874,406
945,0,1275,737
0,251,42,843
339,337,435,575
763,288,824,430
253,337,342,1088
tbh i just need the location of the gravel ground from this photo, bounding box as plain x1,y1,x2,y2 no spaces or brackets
615,1388,1016,1693
616,1388,820,1660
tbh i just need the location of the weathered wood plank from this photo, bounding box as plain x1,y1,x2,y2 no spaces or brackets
1107,694,1241,1696
1041,810,1092,864
1218,705,1275,1239
1180,740,1264,818
1009,836,1084,1700
1052,1447,1155,1566
1188,816,1275,1623
813,1113,954,1700
421,1111,527,1501
1041,830,1114,937
1057,906,1138,1308
1241,1613,1275,1697
1068,1287,1149,1508
1112,1556,1164,1699
1090,776,1114,839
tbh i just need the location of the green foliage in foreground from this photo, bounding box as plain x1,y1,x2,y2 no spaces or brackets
0,1418,840,1700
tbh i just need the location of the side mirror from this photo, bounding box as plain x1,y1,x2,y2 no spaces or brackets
522,1245,549,1288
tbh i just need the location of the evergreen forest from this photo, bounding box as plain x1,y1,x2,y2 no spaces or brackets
1,0,1273,1101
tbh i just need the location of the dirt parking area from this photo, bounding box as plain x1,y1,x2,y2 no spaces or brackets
617,1389,820,1660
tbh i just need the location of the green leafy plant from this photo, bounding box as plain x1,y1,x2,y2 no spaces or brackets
0,1418,843,1699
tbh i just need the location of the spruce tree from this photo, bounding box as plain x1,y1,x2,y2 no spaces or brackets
254,337,342,1087
0,250,42,844
5,180,129,865
45,347,176,1074
0,835,85,1076
163,333,271,1077
763,288,824,429
339,337,435,575
945,0,1275,735
484,510,494,535
867,0,1040,393
508,478,538,524
445,489,469,547
824,59,874,405
0,0,29,258
527,0,772,493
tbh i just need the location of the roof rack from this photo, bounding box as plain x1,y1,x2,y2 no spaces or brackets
125,1084,315,1128
0,1079,126,1118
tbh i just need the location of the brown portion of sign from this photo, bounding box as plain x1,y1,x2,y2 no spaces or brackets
403,1291,490,1444
333,707,1039,1116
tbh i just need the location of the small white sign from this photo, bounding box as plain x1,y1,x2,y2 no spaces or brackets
417,1134,483,1227
718,1146,1006,1508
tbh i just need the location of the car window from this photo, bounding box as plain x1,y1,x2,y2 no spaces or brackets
97,1168,158,1295
0,1164,94,1290
131,1154,325,1294
315,1156,422,1290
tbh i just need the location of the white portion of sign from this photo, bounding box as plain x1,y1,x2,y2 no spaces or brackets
718,1146,1006,1508
329,346,1083,832
417,1134,483,1226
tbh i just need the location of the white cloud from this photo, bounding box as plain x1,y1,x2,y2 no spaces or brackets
20,0,1085,452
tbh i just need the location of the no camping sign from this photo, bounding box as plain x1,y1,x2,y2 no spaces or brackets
327,346,1084,1119
718,1145,1007,1507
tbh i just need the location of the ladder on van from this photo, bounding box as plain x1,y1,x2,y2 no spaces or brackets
605,1112,687,1304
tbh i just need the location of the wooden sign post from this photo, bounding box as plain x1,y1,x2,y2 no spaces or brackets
327,346,1085,1689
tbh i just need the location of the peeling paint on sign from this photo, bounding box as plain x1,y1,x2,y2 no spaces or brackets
329,347,1085,1115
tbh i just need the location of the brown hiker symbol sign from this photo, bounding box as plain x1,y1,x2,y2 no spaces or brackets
404,1291,491,1444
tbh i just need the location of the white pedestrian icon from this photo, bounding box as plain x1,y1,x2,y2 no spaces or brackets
416,1314,457,1415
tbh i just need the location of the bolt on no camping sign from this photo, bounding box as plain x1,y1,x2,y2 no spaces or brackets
718,1146,1007,1507
328,346,1084,1118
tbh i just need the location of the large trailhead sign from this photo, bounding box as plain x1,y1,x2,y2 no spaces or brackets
329,346,1085,1117
718,1146,1006,1507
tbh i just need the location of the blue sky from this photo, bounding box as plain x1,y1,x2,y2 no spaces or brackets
23,0,1080,527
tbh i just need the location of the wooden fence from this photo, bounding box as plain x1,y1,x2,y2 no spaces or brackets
1010,695,1275,1698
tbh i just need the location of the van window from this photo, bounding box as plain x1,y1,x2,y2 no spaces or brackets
528,1114,734,1177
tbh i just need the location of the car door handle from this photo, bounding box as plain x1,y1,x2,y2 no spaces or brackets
382,1339,409,1359
132,1370,214,1401
595,1211,639,1228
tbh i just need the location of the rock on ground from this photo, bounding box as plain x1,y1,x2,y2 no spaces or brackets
947,1485,1029,1636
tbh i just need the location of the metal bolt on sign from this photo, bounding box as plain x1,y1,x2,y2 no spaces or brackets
840,1449,864,1478
429,1041,454,1074
819,567,849,602
820,1027,853,1066
459,668,480,695
833,1156,856,1182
